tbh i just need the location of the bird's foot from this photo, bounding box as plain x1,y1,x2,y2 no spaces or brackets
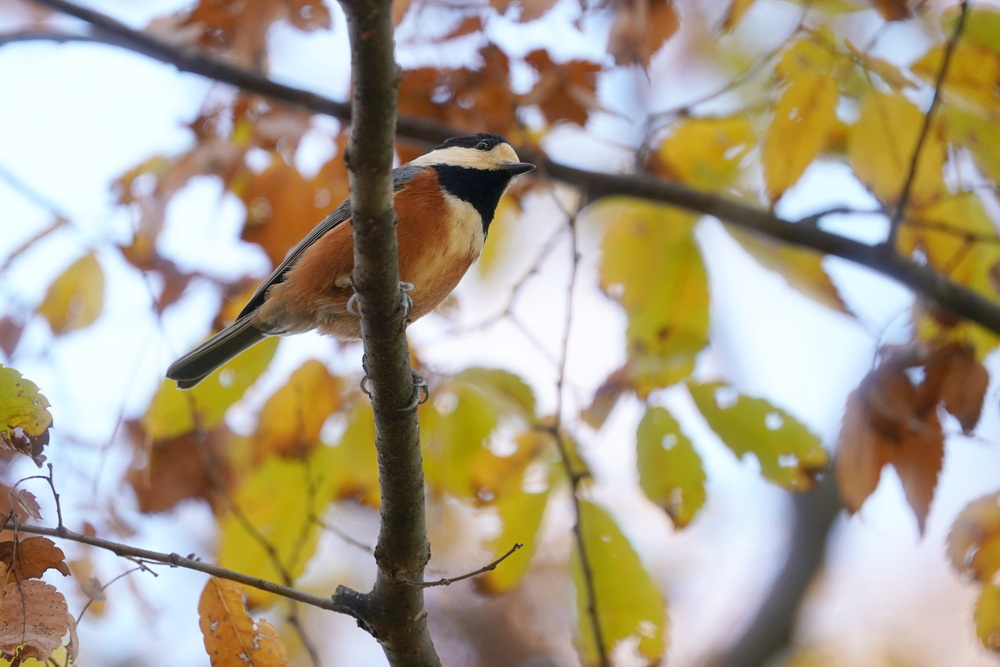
399,281,414,319
401,369,429,411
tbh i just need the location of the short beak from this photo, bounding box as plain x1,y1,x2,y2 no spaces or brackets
502,162,535,176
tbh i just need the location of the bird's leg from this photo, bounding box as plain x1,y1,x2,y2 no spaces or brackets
359,353,371,396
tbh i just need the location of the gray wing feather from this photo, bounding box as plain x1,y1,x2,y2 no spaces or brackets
236,164,427,321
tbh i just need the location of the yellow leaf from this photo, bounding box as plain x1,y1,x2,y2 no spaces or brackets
775,31,838,81
636,406,706,527
948,491,1000,583
844,40,916,92
0,366,52,466
328,401,380,507
598,200,709,395
256,360,343,458
656,116,755,190
975,583,1000,653
216,446,333,606
475,197,520,279
144,336,278,440
729,228,851,314
690,382,827,490
942,106,1000,186
847,90,947,208
198,577,289,667
37,252,104,335
480,483,551,594
913,44,1000,116
763,73,839,202
946,7,1000,53
571,500,667,666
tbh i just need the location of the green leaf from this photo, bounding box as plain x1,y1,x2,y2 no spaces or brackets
598,199,709,395
688,382,827,489
480,482,552,594
0,366,52,466
636,406,706,527
144,336,279,440
571,500,668,666
217,445,334,607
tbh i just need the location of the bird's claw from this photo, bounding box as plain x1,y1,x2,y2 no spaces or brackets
399,281,414,319
346,292,362,318
400,370,429,411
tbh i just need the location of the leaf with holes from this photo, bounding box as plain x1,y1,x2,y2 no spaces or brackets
636,406,706,527
199,577,289,666
571,500,667,666
689,382,827,490
763,72,839,202
0,366,52,466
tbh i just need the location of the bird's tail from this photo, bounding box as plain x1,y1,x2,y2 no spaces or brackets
166,318,268,389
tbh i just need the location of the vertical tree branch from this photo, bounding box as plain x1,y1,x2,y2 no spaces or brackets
335,0,439,664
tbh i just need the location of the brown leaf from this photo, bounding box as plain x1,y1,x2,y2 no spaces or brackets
871,0,911,21
0,580,72,663
80,577,106,603
126,421,232,514
0,317,24,358
936,344,988,434
522,50,602,126
0,537,70,579
10,489,42,522
608,0,679,68
490,0,559,21
836,380,891,514
886,410,944,534
199,577,289,666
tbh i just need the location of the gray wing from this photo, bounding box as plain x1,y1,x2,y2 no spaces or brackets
236,164,427,321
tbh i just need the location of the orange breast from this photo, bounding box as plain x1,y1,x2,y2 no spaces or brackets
254,170,481,339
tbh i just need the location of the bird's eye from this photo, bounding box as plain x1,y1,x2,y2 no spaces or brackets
475,140,491,151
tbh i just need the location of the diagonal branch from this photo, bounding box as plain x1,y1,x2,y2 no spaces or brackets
21,0,1000,338
886,0,970,247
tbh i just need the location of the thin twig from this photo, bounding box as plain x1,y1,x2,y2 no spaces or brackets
399,543,523,588
887,0,970,247
6,521,364,616
75,566,143,624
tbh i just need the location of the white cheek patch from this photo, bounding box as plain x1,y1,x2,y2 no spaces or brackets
440,192,486,259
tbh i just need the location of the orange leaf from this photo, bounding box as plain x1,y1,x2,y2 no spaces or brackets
199,577,289,667
0,537,70,580
922,342,988,434
523,51,602,126
948,491,1000,583
608,0,679,68
255,360,343,458
885,410,944,533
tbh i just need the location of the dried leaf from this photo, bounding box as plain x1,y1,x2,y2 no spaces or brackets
923,342,988,434
10,489,41,522
522,51,601,126
198,577,289,667
489,0,558,21
37,252,104,335
80,577,105,603
0,366,52,467
0,580,72,663
872,0,910,21
0,537,70,579
608,0,678,68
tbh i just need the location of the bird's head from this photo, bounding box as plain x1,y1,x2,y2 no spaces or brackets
408,133,535,177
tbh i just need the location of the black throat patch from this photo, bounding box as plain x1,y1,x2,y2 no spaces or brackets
432,165,514,236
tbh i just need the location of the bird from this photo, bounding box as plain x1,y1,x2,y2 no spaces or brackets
166,133,535,389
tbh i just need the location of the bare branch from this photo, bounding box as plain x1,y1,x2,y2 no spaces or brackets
404,543,523,588
887,0,970,246
8,521,365,618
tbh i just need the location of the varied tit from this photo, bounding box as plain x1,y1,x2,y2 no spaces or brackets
166,133,535,389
